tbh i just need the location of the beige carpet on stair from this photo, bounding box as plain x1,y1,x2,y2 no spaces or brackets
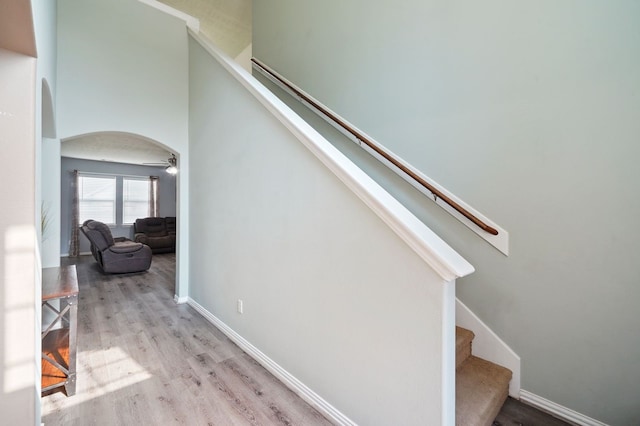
456,356,512,426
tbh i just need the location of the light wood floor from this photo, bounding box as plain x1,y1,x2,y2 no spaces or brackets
44,254,571,426
494,397,572,426
42,254,334,425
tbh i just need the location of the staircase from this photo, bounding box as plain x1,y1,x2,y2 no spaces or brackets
456,326,512,426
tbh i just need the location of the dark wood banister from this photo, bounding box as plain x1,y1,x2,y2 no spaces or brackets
251,57,499,236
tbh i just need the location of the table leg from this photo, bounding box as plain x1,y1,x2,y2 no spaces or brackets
64,294,77,396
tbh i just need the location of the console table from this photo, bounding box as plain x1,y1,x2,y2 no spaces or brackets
42,265,78,396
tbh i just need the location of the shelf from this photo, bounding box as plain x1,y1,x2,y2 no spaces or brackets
42,265,78,396
42,328,70,391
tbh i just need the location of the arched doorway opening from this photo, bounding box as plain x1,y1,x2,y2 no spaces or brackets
59,131,181,298
41,79,56,138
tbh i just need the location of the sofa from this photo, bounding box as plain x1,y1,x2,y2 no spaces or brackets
133,217,176,253
80,220,152,274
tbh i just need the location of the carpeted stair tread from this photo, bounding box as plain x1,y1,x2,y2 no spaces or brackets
456,326,474,370
456,355,512,426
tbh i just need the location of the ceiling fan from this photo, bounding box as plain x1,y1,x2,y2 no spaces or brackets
143,153,178,174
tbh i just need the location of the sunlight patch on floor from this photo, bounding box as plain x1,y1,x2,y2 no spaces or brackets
41,346,153,412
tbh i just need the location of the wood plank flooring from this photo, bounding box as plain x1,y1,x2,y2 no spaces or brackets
493,397,573,426
44,254,573,426
42,254,333,426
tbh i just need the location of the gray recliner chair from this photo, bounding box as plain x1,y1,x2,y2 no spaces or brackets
80,220,152,274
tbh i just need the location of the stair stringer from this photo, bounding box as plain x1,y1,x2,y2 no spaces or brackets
456,298,521,398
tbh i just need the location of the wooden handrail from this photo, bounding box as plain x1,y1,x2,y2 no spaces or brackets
251,58,499,236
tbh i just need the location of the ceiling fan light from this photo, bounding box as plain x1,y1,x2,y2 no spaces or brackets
164,153,178,174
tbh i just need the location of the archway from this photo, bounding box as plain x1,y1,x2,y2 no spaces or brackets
60,131,182,298
42,79,56,138
40,78,60,268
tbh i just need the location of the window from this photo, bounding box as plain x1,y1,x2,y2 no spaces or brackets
78,175,116,224
76,174,156,226
123,178,150,224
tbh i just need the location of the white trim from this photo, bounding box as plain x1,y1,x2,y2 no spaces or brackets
455,304,607,424
442,282,457,426
137,0,200,32
187,298,356,426
520,390,610,426
60,251,92,257
173,295,188,304
252,59,509,256
456,298,521,398
189,30,474,282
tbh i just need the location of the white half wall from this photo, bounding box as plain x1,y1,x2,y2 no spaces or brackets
188,36,461,425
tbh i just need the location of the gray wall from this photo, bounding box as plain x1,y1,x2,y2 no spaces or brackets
253,1,640,424
60,157,176,255
189,36,453,425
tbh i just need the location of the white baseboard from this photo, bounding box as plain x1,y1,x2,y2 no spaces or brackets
174,295,188,304
187,298,356,426
520,390,609,426
456,298,521,398
60,251,92,257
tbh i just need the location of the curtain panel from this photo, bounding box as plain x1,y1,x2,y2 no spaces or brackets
149,176,159,217
69,169,80,257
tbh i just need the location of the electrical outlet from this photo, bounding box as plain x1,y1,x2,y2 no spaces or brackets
237,299,243,314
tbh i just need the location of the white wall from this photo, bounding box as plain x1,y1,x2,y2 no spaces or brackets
252,1,640,424
33,0,59,269
189,37,454,425
57,0,190,298
57,0,187,144
234,42,252,71
0,48,37,426
41,136,60,267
